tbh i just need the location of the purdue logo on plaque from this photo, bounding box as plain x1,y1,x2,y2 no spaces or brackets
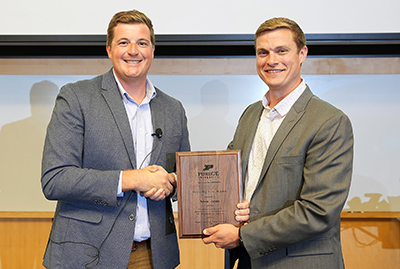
176,150,242,238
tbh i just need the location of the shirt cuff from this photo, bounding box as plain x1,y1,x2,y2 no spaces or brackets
117,171,124,197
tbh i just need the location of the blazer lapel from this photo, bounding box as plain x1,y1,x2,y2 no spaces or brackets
257,87,313,185
149,88,166,165
241,102,264,182
100,69,137,168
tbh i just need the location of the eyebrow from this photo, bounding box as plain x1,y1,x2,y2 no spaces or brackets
275,45,291,51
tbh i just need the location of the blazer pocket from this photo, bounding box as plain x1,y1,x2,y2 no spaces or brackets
273,155,304,194
166,134,182,148
287,237,333,257
275,155,304,165
59,202,103,224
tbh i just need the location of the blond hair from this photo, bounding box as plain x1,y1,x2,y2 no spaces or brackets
255,17,306,52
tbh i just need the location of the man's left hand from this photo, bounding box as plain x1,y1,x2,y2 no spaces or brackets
202,224,239,249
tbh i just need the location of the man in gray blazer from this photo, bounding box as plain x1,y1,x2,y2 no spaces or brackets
41,10,190,268
202,18,353,268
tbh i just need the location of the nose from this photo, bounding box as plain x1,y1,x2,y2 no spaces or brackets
128,43,138,55
266,53,278,66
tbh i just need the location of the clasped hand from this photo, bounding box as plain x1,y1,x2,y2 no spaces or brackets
122,165,176,201
141,165,177,201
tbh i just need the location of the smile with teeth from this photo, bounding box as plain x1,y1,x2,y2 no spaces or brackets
266,69,284,73
125,59,142,64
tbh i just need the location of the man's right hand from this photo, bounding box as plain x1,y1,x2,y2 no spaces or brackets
122,165,174,199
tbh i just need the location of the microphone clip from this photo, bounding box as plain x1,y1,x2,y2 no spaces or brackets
151,128,163,139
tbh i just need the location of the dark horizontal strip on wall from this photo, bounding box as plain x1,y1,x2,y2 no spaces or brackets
0,33,399,57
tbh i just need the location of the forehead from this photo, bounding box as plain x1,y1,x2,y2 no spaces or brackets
255,28,296,49
112,23,151,41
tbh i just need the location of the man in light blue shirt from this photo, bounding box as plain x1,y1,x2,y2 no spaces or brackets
41,10,190,269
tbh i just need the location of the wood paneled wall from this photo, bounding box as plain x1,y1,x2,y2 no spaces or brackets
341,212,400,269
1,212,399,268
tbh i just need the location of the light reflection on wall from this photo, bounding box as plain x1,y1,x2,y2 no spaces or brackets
0,74,398,211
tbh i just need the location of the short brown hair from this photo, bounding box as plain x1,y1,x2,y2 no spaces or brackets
255,17,306,52
107,10,155,47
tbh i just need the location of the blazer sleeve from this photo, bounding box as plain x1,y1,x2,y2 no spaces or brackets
41,82,121,207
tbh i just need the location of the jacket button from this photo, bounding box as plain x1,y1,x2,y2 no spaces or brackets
129,214,135,221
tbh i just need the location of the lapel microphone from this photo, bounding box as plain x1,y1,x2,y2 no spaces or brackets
151,128,163,139
138,128,163,169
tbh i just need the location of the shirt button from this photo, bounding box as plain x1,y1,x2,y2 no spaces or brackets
129,214,135,221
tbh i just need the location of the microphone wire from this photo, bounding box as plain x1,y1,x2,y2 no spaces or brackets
50,129,163,268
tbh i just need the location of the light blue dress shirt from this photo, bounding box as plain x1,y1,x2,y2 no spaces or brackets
113,71,157,241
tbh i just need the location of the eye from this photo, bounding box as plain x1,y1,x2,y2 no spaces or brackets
138,40,150,47
118,41,129,46
278,48,288,54
257,50,267,57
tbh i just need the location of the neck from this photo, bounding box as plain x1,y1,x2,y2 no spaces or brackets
119,76,147,105
268,79,302,108
268,91,288,109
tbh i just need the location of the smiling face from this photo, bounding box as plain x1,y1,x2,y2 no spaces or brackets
106,23,154,86
255,28,307,95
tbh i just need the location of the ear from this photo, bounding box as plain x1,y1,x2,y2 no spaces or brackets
299,46,308,64
106,44,112,59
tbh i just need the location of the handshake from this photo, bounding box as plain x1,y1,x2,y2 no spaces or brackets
122,165,177,201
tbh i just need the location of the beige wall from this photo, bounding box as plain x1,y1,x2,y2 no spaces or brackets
1,57,400,75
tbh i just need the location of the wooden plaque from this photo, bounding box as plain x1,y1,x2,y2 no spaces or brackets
176,150,242,238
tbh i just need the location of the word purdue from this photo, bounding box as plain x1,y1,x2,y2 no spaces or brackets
197,171,220,179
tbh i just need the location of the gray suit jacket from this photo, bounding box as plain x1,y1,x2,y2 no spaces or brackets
226,86,353,269
41,69,190,269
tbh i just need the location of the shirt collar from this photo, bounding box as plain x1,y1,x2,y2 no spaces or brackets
262,79,307,118
112,70,157,105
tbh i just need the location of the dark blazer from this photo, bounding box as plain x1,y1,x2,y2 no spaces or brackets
41,69,190,268
226,86,353,269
